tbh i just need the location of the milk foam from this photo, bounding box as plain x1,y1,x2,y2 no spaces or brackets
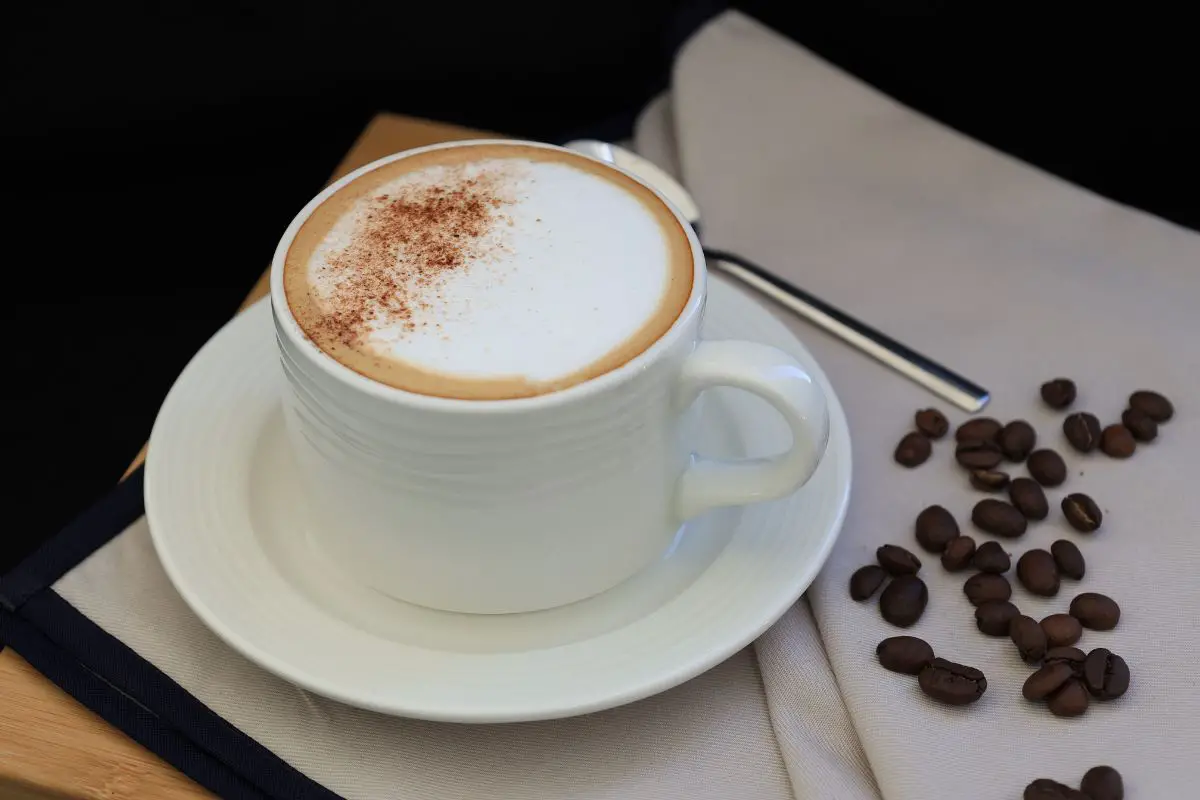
305,157,682,384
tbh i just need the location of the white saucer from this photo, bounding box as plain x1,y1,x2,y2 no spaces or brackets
145,278,852,722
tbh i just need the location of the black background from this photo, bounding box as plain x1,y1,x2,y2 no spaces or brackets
3,2,1197,571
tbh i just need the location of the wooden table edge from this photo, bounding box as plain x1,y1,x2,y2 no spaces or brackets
0,112,487,800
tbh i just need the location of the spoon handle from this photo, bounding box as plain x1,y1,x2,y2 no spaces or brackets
703,248,990,413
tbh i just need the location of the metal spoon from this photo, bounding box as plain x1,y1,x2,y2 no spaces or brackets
564,139,989,413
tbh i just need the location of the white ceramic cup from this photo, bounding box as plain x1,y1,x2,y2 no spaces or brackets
269,139,830,615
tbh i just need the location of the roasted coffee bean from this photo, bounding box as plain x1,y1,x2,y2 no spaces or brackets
1062,493,1102,533
1044,646,1087,672
1040,614,1083,647
1070,593,1120,630
876,544,922,575
1048,678,1090,717
999,420,1037,461
914,408,949,439
975,600,1020,636
1051,539,1085,579
1063,412,1102,453
1081,766,1124,800
876,636,934,675
1083,648,1130,699
969,469,1010,492
955,417,1002,443
917,657,986,705
1040,378,1077,410
1027,449,1067,487
915,505,959,553
1023,661,1075,701
940,536,976,571
1009,477,1049,520
963,572,1012,606
1100,425,1136,459
879,574,928,627
1024,779,1089,800
1017,549,1060,597
894,431,932,467
849,565,887,601
956,438,1004,470
972,540,1011,573
1121,407,1158,442
972,499,1027,537
1129,389,1174,422
1010,615,1048,663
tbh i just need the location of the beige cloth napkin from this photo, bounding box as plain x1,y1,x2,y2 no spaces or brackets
663,11,1200,799
54,10,1200,799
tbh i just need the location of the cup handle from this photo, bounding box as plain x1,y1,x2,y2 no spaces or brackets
674,340,830,520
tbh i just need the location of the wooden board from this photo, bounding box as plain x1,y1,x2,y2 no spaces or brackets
0,113,486,800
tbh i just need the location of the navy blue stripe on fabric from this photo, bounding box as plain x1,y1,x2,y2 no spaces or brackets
22,590,341,800
0,604,270,800
0,464,342,800
0,467,146,611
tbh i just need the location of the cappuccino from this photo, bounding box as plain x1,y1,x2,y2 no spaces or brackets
283,143,693,400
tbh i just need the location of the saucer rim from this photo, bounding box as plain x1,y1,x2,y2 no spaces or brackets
145,279,852,722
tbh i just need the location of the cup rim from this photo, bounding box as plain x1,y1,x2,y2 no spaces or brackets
269,138,707,413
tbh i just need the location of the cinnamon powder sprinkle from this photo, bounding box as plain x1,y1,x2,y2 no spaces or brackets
315,167,515,346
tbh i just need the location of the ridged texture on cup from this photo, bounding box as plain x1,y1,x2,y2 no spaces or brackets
274,306,700,613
